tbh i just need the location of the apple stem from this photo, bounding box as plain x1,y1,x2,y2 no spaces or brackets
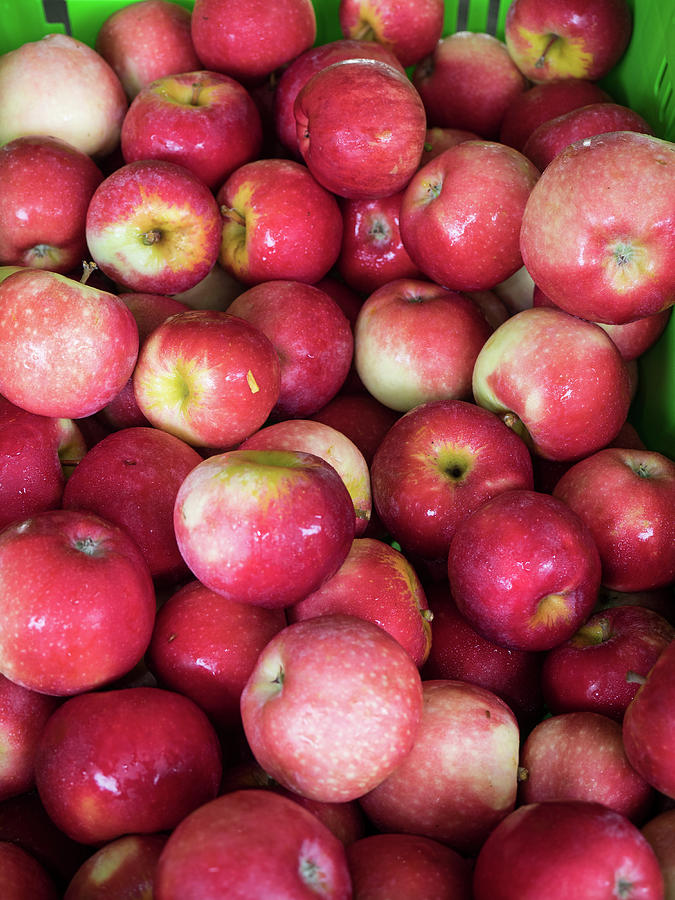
535,34,559,69
352,20,376,43
190,80,203,106
221,206,246,227
80,260,98,285
422,609,434,623
517,766,529,782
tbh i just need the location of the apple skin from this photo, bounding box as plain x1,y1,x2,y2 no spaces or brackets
358,679,520,856
295,58,427,201
339,0,444,67
472,306,632,461
541,605,675,722
449,489,602,652
0,268,139,419
472,801,664,900
520,132,675,325
642,809,675,899
174,449,355,609
419,125,480,166
34,687,222,846
154,789,352,900
133,309,281,449
121,70,263,189
400,141,540,291
370,398,534,562
504,0,633,83
217,158,343,286
95,0,201,99
310,391,400,466
412,31,527,138
354,277,492,412
0,841,59,900
0,509,156,696
63,833,167,900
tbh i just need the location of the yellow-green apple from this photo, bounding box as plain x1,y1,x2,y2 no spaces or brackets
240,613,423,802
412,31,527,138
85,159,222,295
240,418,372,536
287,537,431,667
520,132,675,325
541,605,675,721
172,261,243,311
338,0,444,67
0,34,127,158
34,686,222,845
154,789,352,899
0,842,58,900
0,268,139,419
448,489,602,651
0,137,102,273
553,448,675,592
472,307,632,461
473,801,664,900
642,810,675,899
466,288,511,330
493,263,536,314
121,70,263,189
354,277,492,411
358,679,520,856
347,833,472,900
62,426,203,585
419,125,480,166
370,399,534,562
174,449,355,608
147,579,286,733
132,309,280,448
217,158,343,286
310,391,400,466
227,281,353,419
190,0,316,84
400,141,539,291
0,509,156,696
63,834,167,900
518,711,655,823
95,0,200,99
295,58,427,200
499,78,612,151
504,0,633,83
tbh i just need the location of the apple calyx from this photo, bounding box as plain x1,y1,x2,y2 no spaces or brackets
436,446,473,483
615,874,637,899
298,848,330,895
570,617,613,648
604,239,652,293
369,218,391,243
73,535,102,556
141,228,163,246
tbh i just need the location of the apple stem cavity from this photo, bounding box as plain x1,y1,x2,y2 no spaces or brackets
536,34,560,69
221,206,246,228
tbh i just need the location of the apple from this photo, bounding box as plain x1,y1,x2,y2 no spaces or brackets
596,585,675,627
95,0,201,99
172,261,244,311
412,31,527,138
370,398,534,562
358,679,520,856
504,0,633,83
419,125,481,166
217,158,343,286
541,605,675,721
0,34,127,158
642,809,675,899
315,276,365,329
174,449,355,608
190,0,317,84
399,140,540,291
493,263,536,314
0,509,156,696
310,391,400,465
472,306,632,461
132,309,280,448
121,70,263,189
154,789,352,899
227,281,353,419
0,841,59,900
338,0,444,67
295,58,427,200
472,801,664,900
520,131,675,325
465,288,511,330
63,833,167,900
353,277,492,411
240,613,423,802
86,159,222,295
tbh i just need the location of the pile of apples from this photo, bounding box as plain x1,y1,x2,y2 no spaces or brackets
0,0,674,896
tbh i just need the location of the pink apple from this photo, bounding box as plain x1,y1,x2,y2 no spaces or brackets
0,268,139,419
370,398,534,561
418,125,481,166
472,306,632,461
359,679,520,856
354,277,492,411
338,0,444,67
240,613,423,802
473,801,664,900
95,0,201,99
217,158,343,286
133,309,280,448
520,132,675,325
310,391,400,465
295,58,427,200
642,809,675,899
174,449,355,608
400,141,539,291
315,276,365,330
0,842,58,900
0,34,127,157
505,0,633,82
412,31,527,138
64,834,167,900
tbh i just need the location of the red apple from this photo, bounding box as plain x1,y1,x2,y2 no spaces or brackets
0,842,59,900
64,834,167,900
642,809,675,899
240,614,423,802
315,276,365,329
338,0,444,67
310,391,400,466
419,125,481,166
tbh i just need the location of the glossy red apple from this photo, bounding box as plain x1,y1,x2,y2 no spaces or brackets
418,125,480,166
310,391,399,466
0,841,58,900
63,834,167,900
338,0,444,67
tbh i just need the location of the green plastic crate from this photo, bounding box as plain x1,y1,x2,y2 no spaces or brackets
0,0,673,458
